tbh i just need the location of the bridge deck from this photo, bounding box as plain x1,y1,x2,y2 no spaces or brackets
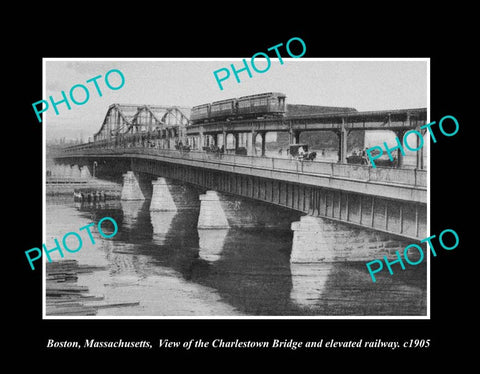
186,107,427,135
58,147,427,204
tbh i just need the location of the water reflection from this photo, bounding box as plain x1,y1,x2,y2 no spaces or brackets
290,263,334,308
289,262,426,315
316,263,427,315
198,229,229,262
191,228,295,315
46,194,427,317
120,200,148,229
150,211,178,245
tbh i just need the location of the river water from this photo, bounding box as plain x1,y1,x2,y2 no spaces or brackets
45,192,427,317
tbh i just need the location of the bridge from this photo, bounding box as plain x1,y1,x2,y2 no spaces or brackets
53,103,428,263
188,107,427,168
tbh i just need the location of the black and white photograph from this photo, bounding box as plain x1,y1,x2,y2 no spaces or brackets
12,21,472,364
43,58,429,318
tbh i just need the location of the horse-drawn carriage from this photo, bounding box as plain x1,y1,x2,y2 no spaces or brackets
346,149,397,167
289,144,317,161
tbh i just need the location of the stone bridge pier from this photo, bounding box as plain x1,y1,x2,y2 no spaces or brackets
119,169,425,265
197,190,300,230
289,215,420,263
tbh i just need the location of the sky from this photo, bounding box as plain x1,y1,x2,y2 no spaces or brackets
44,58,428,141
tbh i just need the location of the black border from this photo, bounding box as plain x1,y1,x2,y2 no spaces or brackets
14,23,471,363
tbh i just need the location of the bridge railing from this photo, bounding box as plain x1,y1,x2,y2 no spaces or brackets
60,146,427,188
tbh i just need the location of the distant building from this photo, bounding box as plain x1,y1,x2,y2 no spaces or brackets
271,104,365,152
286,104,357,116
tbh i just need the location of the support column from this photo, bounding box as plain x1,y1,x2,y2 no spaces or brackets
199,126,205,150
291,216,333,263
150,177,178,212
338,119,348,164
252,131,258,155
121,171,146,201
197,191,230,229
260,132,266,156
247,131,254,155
394,130,407,168
417,127,426,170
164,130,170,149
222,129,227,152
233,133,239,152
291,215,416,262
92,161,98,178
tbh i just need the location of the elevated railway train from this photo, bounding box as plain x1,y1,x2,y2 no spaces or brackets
190,92,287,124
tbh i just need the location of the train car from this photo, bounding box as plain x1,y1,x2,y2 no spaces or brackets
236,92,286,119
190,92,287,125
210,98,236,122
190,103,210,123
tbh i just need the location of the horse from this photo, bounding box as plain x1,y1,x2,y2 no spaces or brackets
305,151,317,161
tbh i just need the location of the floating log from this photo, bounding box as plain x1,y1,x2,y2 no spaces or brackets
87,301,140,309
46,306,98,316
46,259,138,316
46,284,89,292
